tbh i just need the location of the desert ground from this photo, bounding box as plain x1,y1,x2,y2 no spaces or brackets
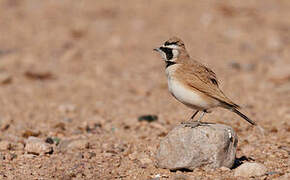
0,0,289,179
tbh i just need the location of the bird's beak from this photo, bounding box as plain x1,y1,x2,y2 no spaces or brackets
153,47,160,52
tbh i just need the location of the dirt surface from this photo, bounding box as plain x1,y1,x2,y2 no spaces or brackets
0,0,289,179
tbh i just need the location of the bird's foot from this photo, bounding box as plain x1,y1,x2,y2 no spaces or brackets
181,121,211,128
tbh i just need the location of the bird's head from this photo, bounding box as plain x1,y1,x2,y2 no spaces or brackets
154,37,187,66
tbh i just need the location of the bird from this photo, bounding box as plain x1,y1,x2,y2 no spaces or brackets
153,37,256,127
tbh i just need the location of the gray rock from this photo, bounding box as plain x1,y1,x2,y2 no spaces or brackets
56,139,89,153
156,123,238,170
67,139,89,150
25,137,53,155
234,162,267,177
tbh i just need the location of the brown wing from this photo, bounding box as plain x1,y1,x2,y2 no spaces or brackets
177,63,240,109
195,64,219,86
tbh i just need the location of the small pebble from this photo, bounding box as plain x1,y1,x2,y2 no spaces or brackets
171,174,190,180
25,137,53,155
57,139,89,152
139,157,152,165
219,166,231,171
128,152,138,160
87,152,96,159
56,140,72,152
138,115,158,122
22,130,41,138
234,162,267,177
58,104,76,113
22,154,36,159
13,143,24,151
67,139,89,150
45,137,54,144
53,122,66,131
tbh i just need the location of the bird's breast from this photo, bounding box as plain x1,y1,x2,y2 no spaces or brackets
166,66,215,110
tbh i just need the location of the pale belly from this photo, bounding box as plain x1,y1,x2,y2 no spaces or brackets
167,77,216,110
165,64,218,110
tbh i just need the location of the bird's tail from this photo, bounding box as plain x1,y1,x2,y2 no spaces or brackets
215,96,257,126
232,108,256,126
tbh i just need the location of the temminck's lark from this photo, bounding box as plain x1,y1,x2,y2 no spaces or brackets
154,37,256,127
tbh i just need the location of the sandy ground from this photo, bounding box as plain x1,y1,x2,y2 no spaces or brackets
0,0,289,179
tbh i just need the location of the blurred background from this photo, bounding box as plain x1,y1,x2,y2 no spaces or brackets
0,0,289,179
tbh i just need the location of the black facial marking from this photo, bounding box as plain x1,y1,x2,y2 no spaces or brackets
164,41,178,46
165,61,176,68
159,47,173,60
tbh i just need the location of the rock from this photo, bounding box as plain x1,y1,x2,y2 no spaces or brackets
170,174,190,180
156,123,238,170
25,137,53,155
56,139,71,152
67,139,89,150
128,151,138,160
22,130,41,138
58,104,76,113
139,157,152,165
53,122,66,131
138,115,158,122
22,154,37,159
13,142,25,151
57,139,89,152
0,140,11,150
219,166,231,171
45,137,54,144
234,162,267,177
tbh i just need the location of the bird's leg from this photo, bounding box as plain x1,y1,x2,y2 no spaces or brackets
190,110,199,121
197,110,205,122
182,110,210,128
181,110,200,128
181,110,199,125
